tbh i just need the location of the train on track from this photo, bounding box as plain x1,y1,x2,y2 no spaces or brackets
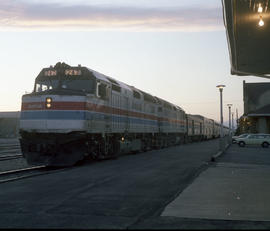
19,62,229,166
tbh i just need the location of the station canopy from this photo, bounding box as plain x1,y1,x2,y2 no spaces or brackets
222,0,270,77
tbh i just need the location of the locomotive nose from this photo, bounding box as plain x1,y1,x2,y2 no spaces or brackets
20,94,87,132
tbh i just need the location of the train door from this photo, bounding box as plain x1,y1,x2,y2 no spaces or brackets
96,80,111,132
122,96,129,132
186,115,189,136
105,85,112,132
157,107,163,133
192,120,195,135
112,92,121,131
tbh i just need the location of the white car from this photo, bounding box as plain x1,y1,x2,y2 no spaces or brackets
232,133,250,143
237,134,270,148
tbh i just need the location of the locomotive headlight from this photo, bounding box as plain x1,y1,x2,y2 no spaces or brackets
259,16,264,27
46,97,52,109
46,97,52,103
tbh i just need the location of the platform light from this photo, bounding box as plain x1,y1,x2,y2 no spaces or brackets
259,16,264,26
216,85,226,90
258,3,263,13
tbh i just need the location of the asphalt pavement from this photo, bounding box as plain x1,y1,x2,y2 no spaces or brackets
0,139,218,229
1,140,270,229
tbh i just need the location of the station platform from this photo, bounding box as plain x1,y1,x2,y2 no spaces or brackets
162,161,270,221
162,144,270,219
133,144,270,229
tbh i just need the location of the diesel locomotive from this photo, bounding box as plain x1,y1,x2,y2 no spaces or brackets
19,62,228,166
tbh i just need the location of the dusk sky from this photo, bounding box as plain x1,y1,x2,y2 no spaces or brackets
1,0,269,123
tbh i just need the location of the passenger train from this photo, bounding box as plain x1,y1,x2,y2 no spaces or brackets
19,62,229,166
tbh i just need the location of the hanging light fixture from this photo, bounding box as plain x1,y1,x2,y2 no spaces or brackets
259,15,265,26
258,3,263,13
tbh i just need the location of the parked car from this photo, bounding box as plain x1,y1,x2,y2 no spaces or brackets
237,134,270,148
232,133,250,143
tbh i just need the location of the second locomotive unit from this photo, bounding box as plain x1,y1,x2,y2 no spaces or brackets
19,62,228,166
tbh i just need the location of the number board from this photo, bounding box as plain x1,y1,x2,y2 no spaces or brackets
65,69,82,76
44,70,57,76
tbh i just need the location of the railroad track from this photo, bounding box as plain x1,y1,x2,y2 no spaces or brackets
0,165,48,183
0,165,71,184
0,141,22,160
0,154,23,161
0,144,20,148
0,143,22,157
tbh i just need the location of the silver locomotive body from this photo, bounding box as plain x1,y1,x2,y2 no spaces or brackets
20,62,186,166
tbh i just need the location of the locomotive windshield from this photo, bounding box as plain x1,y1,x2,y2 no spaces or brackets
35,78,95,93
35,80,59,92
60,79,95,92
34,65,97,93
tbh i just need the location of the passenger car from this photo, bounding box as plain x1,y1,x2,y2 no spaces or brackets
232,133,249,143
237,134,270,148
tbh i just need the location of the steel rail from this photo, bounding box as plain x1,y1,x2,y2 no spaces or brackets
0,165,69,184
0,145,20,149
0,165,47,184
0,165,46,176
0,154,23,161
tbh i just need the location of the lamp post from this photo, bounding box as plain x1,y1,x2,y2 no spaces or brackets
217,85,226,151
236,108,239,131
227,104,232,135
232,112,234,135
227,104,232,143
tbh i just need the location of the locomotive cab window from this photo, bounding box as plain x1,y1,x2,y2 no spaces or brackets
97,83,108,100
133,91,141,99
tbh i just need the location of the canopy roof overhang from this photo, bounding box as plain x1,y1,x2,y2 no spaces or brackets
222,0,270,78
